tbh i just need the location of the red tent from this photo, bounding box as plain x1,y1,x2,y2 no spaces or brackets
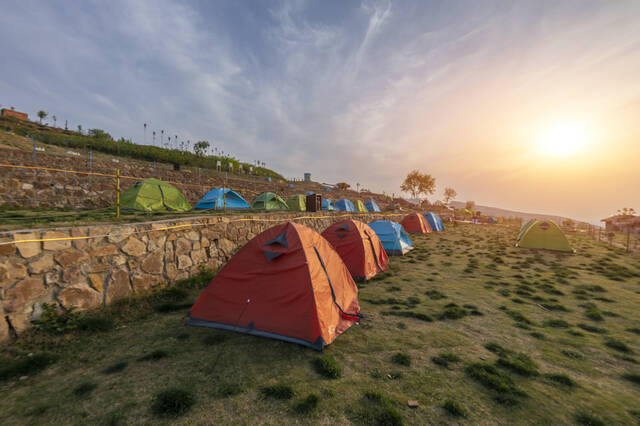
322,219,389,281
188,222,361,350
401,213,432,234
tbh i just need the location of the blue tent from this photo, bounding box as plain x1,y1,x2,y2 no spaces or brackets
335,199,355,212
368,221,414,255
305,191,315,195
322,198,336,211
195,188,250,210
364,199,381,212
264,177,272,182
423,212,445,231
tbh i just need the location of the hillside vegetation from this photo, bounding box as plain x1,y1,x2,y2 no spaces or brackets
0,117,284,180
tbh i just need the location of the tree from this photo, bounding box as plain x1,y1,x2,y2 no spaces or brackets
465,200,476,211
37,110,47,124
52,115,57,127
617,207,636,217
336,182,350,190
88,129,113,140
400,170,436,201
443,187,457,204
77,124,82,134
194,140,210,157
562,218,575,228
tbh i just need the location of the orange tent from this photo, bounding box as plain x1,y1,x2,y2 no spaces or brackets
401,213,432,234
188,222,361,350
322,219,389,281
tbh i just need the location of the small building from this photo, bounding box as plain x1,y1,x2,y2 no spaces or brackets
601,215,640,233
304,172,311,182
1,108,28,121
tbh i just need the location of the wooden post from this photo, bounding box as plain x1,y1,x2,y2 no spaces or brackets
626,229,631,252
598,228,601,241
116,168,120,219
223,172,227,213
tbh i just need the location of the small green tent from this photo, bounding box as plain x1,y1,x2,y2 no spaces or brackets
287,194,307,211
516,219,573,252
120,178,191,212
354,199,368,212
252,192,288,210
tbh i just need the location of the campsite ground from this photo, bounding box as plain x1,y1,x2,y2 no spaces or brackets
1,223,640,425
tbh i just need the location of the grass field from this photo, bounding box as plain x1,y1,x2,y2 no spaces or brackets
1,223,640,425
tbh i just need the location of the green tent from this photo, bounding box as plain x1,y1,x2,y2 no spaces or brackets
516,219,573,252
120,178,191,212
287,194,306,211
517,219,535,241
354,199,368,212
252,192,288,210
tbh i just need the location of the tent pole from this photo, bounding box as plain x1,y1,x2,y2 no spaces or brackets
116,168,120,219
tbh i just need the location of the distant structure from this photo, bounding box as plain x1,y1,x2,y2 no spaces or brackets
601,214,640,232
304,172,311,182
1,108,28,121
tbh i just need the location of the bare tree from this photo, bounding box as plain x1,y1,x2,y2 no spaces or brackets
443,187,457,204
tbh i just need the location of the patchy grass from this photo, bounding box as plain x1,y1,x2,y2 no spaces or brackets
313,355,342,379
604,338,633,354
575,411,605,426
72,381,98,397
621,373,640,386
0,352,57,381
102,361,128,375
391,352,411,366
294,393,320,415
544,373,576,388
151,388,195,417
260,384,295,400
354,391,403,426
431,352,461,368
443,399,466,418
137,349,169,362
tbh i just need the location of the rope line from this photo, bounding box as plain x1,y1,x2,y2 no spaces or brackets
0,213,403,246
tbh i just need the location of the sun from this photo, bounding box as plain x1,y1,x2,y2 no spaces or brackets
540,123,587,157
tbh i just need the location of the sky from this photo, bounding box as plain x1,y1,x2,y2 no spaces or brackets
1,0,639,224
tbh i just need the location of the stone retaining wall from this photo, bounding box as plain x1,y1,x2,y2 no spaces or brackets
0,211,392,342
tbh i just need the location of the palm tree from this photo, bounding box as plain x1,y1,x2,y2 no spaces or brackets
37,110,47,124
161,130,164,146
144,123,147,144
152,131,156,145
52,115,57,127
77,124,82,134
166,135,171,149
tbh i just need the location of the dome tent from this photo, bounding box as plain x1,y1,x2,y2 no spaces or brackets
401,213,432,234
195,188,249,210
287,194,307,211
364,199,381,212
252,192,288,210
335,199,355,212
322,219,389,281
516,219,574,252
423,212,444,231
322,198,336,211
369,220,414,255
188,222,361,350
354,199,368,212
120,178,191,212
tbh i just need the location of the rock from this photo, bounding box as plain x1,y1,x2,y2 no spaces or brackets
0,317,9,342
3,278,46,312
29,254,54,274
187,230,200,241
107,227,133,243
217,238,236,256
105,269,131,304
57,284,102,310
88,263,108,273
407,400,419,408
147,235,167,252
0,237,15,256
91,244,119,257
175,238,191,255
42,231,71,250
141,251,164,275
44,271,59,286
201,237,210,248
131,273,157,292
166,263,179,281
121,237,146,257
54,249,89,268
177,255,193,270
7,312,31,334
62,267,83,284
13,232,41,258
88,274,104,292
31,303,44,321
111,255,127,266
71,228,88,249
191,249,207,265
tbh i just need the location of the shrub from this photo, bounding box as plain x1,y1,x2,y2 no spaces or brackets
203,334,228,346
72,381,98,397
485,342,510,357
544,373,576,387
356,391,403,426
76,315,114,332
437,303,467,320
561,350,584,359
391,352,411,366
464,363,526,400
138,350,169,362
626,328,640,335
443,399,466,417
425,290,447,300
151,388,195,417
32,303,80,334
294,393,320,415
216,382,244,397
530,332,546,340
381,311,433,322
578,323,607,334
0,353,58,381
102,361,128,374
575,411,605,426
585,308,604,322
621,373,640,385
604,338,633,354
543,319,570,328
260,384,294,400
313,355,342,379
431,352,461,368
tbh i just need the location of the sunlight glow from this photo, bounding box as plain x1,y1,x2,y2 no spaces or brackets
540,123,588,157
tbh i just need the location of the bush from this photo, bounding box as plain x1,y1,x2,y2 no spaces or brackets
203,334,228,346
0,353,58,381
216,382,244,397
575,411,605,426
381,310,433,322
425,289,447,300
72,381,98,397
585,308,605,322
604,338,633,354
260,384,294,400
138,350,169,362
464,363,526,404
313,355,342,379
151,388,196,417
437,303,467,320
391,352,411,366
102,361,128,374
431,352,461,368
543,319,570,328
76,315,114,332
356,391,403,426
544,373,576,387
32,303,80,334
294,393,320,414
578,323,607,334
621,373,640,385
443,399,466,418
